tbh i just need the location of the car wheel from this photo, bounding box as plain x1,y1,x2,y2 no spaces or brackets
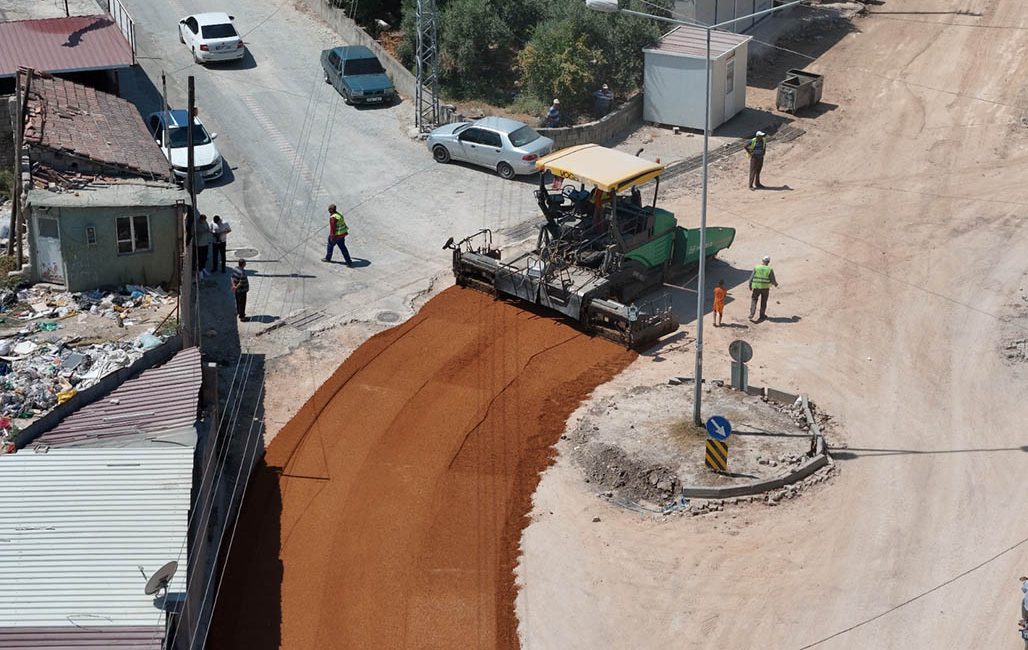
432,145,451,164
497,161,516,180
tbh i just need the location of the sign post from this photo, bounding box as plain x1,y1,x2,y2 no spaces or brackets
729,340,753,391
704,415,732,472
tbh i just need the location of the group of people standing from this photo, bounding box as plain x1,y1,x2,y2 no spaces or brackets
192,212,249,321
193,213,232,277
192,204,357,324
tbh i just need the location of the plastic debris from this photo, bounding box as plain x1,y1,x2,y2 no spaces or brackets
136,332,163,351
0,283,176,421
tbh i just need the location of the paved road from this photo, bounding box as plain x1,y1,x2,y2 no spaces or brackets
120,0,539,327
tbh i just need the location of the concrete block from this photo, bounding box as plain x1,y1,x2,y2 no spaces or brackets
765,387,799,405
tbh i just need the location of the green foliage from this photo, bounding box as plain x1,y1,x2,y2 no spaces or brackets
393,0,669,115
439,0,515,100
330,0,403,34
518,20,605,114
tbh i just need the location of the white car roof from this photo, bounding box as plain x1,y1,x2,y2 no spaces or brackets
190,12,234,26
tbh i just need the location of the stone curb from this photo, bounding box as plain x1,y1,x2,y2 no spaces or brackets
668,378,832,499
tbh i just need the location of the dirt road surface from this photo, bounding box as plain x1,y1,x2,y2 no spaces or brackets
209,287,634,648
518,2,1028,648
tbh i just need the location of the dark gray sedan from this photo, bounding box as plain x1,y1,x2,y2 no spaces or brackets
426,116,554,179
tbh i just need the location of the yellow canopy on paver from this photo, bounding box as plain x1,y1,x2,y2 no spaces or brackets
535,144,665,193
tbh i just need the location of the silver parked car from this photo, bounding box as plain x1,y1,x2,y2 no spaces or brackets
426,116,554,179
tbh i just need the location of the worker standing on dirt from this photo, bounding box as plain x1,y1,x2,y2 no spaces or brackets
748,256,778,322
231,259,249,322
712,279,727,327
546,99,561,128
745,130,767,190
323,204,353,266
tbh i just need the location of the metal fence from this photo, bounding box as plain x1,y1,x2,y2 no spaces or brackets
106,0,137,64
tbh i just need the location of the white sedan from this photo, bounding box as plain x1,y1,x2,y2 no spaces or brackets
146,110,225,182
178,12,245,63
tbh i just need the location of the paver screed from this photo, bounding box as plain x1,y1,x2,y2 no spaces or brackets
209,286,636,648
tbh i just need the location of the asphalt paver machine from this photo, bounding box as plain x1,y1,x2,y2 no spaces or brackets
445,144,735,348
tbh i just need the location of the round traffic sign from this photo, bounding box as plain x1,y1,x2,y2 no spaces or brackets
729,339,753,363
705,415,732,441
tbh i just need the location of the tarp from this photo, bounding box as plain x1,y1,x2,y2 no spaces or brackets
535,144,665,193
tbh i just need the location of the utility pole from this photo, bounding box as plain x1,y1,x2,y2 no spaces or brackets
64,0,69,18
414,0,440,131
161,71,170,179
186,76,197,222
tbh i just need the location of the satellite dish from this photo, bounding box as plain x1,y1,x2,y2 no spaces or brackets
144,561,178,596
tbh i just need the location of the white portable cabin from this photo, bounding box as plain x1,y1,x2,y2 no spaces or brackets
643,25,752,131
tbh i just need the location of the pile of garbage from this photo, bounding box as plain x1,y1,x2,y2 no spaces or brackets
0,284,176,421
0,284,174,326
0,333,166,419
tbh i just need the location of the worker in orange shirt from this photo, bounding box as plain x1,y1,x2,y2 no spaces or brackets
712,279,727,327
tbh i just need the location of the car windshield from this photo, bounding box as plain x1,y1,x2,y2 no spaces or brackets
165,126,212,148
343,57,385,76
201,23,237,39
508,125,540,148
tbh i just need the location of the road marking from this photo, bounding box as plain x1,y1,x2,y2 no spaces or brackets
239,94,328,200
705,439,728,472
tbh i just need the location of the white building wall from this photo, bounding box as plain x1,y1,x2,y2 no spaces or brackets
643,51,708,130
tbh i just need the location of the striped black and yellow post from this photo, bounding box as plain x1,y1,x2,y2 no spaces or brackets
705,438,728,472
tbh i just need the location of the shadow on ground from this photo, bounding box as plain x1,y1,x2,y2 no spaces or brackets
747,10,861,91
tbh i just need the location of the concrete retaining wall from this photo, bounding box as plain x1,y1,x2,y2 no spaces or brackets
537,94,644,150
295,0,418,99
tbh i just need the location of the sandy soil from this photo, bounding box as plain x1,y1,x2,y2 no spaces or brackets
208,287,635,649
516,1,1028,648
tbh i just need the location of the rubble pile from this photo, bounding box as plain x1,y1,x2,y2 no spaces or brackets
0,284,176,421
1,284,173,325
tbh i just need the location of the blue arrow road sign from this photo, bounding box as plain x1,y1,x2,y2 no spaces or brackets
706,416,732,441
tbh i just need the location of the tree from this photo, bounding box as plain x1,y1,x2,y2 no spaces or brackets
518,18,605,114
438,0,515,99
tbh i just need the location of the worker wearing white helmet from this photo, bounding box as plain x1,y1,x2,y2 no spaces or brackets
546,98,561,128
746,130,767,190
748,255,778,322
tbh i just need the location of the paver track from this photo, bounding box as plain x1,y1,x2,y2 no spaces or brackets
209,286,636,648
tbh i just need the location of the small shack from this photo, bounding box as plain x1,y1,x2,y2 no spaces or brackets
28,184,185,291
18,71,184,292
643,25,752,131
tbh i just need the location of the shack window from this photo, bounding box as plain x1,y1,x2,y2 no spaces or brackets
116,215,152,254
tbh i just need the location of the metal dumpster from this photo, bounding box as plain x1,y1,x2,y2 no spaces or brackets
776,68,824,113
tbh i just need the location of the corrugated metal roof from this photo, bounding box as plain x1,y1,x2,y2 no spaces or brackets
644,25,751,59
23,73,171,179
0,15,134,79
0,626,165,648
0,447,191,641
38,348,201,448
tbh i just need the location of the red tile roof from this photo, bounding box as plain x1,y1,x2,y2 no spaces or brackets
23,72,170,179
0,15,134,79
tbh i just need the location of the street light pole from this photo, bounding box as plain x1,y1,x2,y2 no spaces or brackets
585,0,801,426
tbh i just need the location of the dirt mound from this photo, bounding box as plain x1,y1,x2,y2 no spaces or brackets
208,286,635,649
581,444,681,504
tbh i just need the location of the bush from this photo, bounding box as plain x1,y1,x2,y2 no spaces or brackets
518,20,605,115
394,0,669,115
